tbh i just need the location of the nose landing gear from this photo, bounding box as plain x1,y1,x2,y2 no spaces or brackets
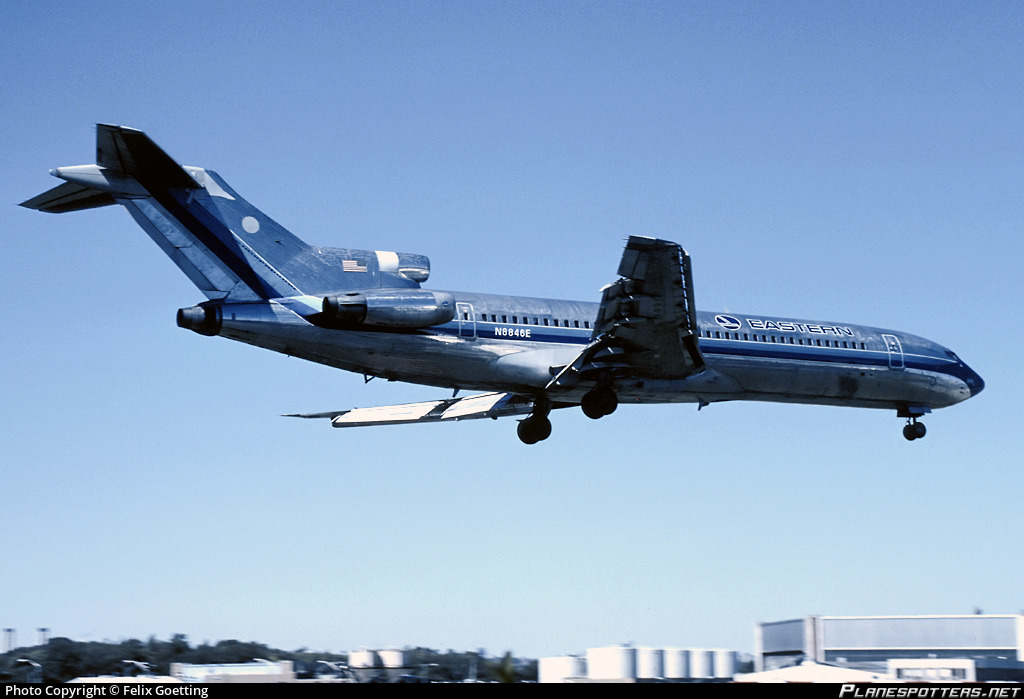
903,418,927,441
898,405,930,441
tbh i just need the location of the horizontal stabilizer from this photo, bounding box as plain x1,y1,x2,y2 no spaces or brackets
96,124,199,189
21,124,199,213
20,181,117,213
286,392,537,428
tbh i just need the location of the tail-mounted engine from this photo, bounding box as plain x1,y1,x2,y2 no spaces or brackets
320,289,455,329
176,304,222,336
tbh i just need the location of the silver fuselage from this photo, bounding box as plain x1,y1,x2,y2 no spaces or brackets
22,125,983,434
215,293,983,413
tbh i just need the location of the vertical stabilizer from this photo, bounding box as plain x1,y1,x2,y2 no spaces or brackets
23,125,425,302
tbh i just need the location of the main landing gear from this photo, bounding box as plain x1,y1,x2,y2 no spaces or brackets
581,385,618,420
903,418,927,441
517,414,552,445
516,386,621,444
517,396,552,445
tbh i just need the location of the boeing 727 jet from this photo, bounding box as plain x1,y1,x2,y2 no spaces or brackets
22,125,984,443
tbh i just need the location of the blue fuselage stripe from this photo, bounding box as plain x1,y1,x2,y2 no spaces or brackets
431,320,961,378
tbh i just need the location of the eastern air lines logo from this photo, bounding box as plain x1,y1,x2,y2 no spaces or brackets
715,315,742,331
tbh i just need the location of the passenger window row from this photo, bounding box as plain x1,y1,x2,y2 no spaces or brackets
700,329,866,350
478,313,590,329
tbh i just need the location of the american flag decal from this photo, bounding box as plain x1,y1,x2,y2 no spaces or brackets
342,259,367,273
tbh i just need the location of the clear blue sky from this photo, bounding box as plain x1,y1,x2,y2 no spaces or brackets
2,1,1020,659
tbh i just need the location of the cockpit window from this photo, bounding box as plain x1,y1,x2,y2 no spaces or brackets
945,350,960,361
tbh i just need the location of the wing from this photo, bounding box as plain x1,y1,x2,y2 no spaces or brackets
548,236,704,390
286,392,540,428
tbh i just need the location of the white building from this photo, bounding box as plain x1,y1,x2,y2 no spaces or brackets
170,660,295,683
756,614,1024,681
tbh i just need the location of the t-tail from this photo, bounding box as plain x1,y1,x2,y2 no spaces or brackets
21,124,452,331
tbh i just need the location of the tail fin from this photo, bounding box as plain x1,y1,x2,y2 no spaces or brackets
22,125,409,302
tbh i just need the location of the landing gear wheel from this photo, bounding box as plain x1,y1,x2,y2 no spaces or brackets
517,415,552,445
903,420,927,441
581,386,618,420
581,397,604,420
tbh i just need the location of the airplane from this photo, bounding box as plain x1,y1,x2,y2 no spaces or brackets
22,125,984,444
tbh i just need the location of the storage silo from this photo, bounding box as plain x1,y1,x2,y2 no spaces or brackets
348,649,378,669
664,647,690,679
636,647,664,679
378,648,406,668
539,655,586,683
689,648,713,679
713,649,736,679
586,645,637,680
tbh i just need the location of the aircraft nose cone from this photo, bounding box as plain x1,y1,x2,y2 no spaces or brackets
964,365,984,397
966,368,983,397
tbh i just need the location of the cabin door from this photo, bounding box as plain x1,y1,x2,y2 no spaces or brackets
882,334,904,370
457,302,476,339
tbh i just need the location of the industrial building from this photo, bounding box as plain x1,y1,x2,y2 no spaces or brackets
170,660,295,683
756,614,1024,681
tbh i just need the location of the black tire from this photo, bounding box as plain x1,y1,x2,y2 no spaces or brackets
582,386,617,419
599,389,618,416
517,416,551,444
581,393,605,419
535,416,552,441
517,420,539,444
